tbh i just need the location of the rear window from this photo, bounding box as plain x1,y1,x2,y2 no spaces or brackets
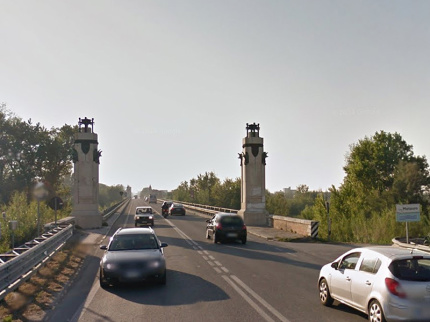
389,258,430,281
220,216,243,225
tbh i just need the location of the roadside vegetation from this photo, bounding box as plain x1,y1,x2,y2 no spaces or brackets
0,105,125,253
172,131,430,244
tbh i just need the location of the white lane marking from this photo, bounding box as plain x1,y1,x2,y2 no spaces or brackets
222,275,275,322
197,251,203,255
161,213,289,322
230,275,291,322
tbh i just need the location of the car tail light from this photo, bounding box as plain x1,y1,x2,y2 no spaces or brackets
385,278,406,298
242,224,247,230
216,223,222,230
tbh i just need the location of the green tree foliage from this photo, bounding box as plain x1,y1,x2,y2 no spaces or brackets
0,105,76,203
99,184,125,210
172,172,240,209
0,191,72,253
266,184,319,217
306,131,430,243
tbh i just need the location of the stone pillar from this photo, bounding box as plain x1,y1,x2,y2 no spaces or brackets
126,185,132,199
237,123,268,226
71,117,102,229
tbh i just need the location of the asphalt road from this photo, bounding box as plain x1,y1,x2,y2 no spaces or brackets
48,199,370,322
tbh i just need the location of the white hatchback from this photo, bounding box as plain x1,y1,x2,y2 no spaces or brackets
318,246,430,321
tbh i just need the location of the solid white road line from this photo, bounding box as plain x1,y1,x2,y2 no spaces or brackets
222,275,275,322
230,275,291,322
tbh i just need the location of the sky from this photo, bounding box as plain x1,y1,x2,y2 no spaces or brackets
1,1,429,194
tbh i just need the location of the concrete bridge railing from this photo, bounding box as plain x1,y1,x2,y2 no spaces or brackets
159,199,319,238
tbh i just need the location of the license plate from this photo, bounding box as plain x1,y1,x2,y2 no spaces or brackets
227,233,238,238
125,270,140,278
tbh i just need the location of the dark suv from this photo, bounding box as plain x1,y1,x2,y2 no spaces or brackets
206,213,247,244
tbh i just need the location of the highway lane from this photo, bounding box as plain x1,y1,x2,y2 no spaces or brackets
51,199,370,322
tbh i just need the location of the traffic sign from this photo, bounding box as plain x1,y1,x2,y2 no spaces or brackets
48,197,64,211
396,204,420,222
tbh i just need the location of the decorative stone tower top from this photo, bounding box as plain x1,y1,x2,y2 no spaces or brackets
78,117,94,133
246,122,260,137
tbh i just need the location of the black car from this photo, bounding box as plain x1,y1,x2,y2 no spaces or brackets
99,227,168,287
206,213,247,244
169,203,186,216
134,206,154,227
161,201,173,217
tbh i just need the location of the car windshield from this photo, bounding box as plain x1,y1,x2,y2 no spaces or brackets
173,204,183,208
109,234,159,251
389,258,430,281
220,216,243,225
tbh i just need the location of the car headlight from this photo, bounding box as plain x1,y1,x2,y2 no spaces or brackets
105,262,117,270
149,260,161,268
148,216,153,220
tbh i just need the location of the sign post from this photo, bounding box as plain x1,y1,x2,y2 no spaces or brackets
396,204,420,244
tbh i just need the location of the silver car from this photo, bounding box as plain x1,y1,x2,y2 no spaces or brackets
318,246,430,321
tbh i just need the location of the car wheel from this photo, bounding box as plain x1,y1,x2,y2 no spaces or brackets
99,269,109,289
319,278,334,307
241,237,247,244
368,300,386,322
206,229,211,239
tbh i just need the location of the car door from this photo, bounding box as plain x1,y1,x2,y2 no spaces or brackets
350,256,381,311
330,252,361,304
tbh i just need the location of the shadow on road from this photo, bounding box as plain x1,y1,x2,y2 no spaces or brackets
101,269,230,306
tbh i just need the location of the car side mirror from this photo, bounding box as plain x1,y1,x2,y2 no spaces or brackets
100,245,107,250
331,262,338,270
160,242,168,248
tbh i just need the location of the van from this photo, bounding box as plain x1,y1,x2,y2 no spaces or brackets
149,194,157,204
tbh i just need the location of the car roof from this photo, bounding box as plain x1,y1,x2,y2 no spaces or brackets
216,212,240,217
349,246,430,260
115,227,154,235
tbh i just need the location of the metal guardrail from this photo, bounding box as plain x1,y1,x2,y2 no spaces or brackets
0,224,73,301
0,198,130,301
392,237,430,253
102,198,130,221
159,199,238,216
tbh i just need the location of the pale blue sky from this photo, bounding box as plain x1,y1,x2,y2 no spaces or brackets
1,1,429,194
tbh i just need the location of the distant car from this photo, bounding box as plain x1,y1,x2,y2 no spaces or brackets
149,194,157,204
206,213,247,244
135,206,154,227
169,203,186,216
318,246,430,322
99,227,168,287
161,201,173,217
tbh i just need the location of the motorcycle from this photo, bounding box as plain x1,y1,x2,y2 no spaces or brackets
162,208,169,218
